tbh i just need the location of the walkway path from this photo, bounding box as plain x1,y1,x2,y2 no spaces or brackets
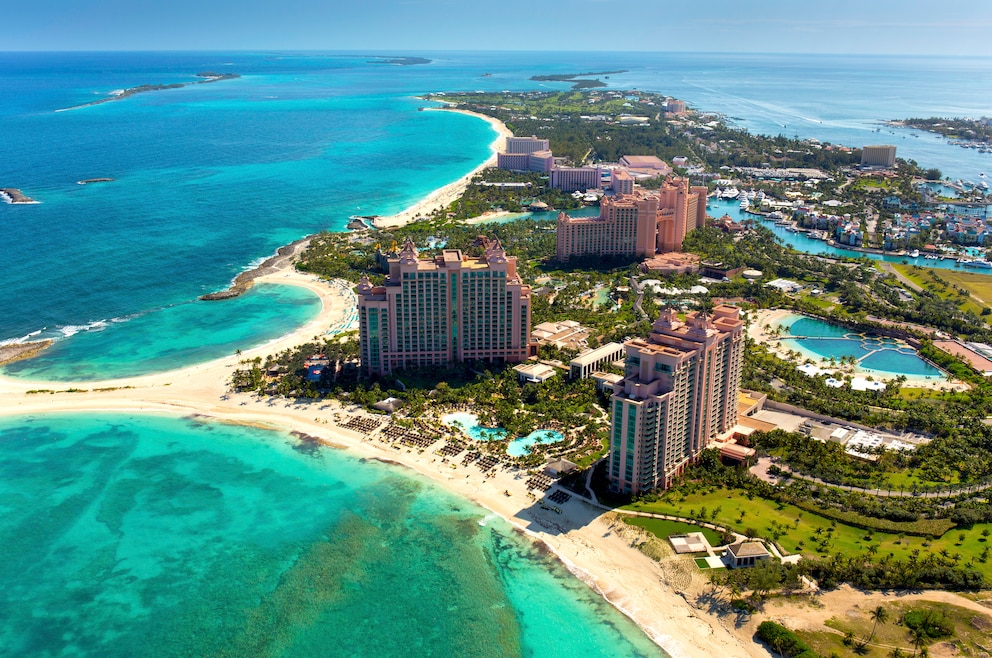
880,262,924,293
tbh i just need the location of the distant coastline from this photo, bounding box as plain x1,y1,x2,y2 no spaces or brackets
367,56,432,66
55,72,240,112
530,70,628,89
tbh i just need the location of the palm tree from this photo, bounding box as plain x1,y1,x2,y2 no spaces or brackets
910,625,928,657
867,604,888,643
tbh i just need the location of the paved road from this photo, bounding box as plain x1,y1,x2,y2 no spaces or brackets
879,262,924,292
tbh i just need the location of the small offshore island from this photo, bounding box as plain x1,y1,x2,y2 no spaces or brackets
6,84,992,658
56,72,240,112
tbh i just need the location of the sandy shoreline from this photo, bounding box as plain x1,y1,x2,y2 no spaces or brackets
0,258,761,658
372,106,513,229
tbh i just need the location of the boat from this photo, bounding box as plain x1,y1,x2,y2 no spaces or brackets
965,260,992,269
957,258,973,265
740,199,750,210
908,249,920,258
737,191,748,201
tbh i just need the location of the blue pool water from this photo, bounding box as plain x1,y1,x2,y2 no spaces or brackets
776,314,944,379
442,413,565,456
507,430,566,458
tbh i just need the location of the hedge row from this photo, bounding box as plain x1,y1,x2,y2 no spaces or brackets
756,621,820,658
790,498,954,537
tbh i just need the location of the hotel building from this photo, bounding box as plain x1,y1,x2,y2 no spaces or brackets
550,166,604,192
608,305,744,494
505,136,550,154
356,238,531,375
555,178,707,261
861,145,897,168
497,150,554,173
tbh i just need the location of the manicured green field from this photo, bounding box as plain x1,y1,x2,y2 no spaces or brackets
623,490,992,580
892,263,992,315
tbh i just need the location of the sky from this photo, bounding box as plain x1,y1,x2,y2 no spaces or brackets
4,0,992,56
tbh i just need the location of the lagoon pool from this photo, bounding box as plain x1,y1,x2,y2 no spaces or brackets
775,314,944,380
507,430,565,457
442,413,565,457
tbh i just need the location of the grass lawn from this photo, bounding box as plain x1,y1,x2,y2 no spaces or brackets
892,263,992,315
693,557,711,569
803,600,992,657
623,490,992,581
623,517,724,547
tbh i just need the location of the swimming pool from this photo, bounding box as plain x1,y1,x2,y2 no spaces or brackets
775,314,944,380
442,413,565,457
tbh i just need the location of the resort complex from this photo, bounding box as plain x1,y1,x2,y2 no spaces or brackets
7,64,992,658
608,305,745,494
356,237,532,375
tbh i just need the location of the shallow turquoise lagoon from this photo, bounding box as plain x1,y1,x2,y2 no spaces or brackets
442,413,565,456
0,413,665,658
1,283,320,382
776,314,944,379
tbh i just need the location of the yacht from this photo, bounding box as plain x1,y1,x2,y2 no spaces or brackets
740,199,750,210
721,186,739,199
908,249,920,258
966,259,992,269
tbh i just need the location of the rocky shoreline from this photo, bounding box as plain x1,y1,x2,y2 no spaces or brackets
200,236,315,301
1,188,38,204
0,340,53,366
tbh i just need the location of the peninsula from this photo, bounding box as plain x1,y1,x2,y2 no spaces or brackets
56,72,240,112
889,117,992,152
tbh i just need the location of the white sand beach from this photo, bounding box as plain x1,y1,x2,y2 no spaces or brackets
0,259,763,658
372,107,513,229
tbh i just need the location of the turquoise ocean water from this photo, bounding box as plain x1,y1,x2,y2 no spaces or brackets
0,413,665,657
